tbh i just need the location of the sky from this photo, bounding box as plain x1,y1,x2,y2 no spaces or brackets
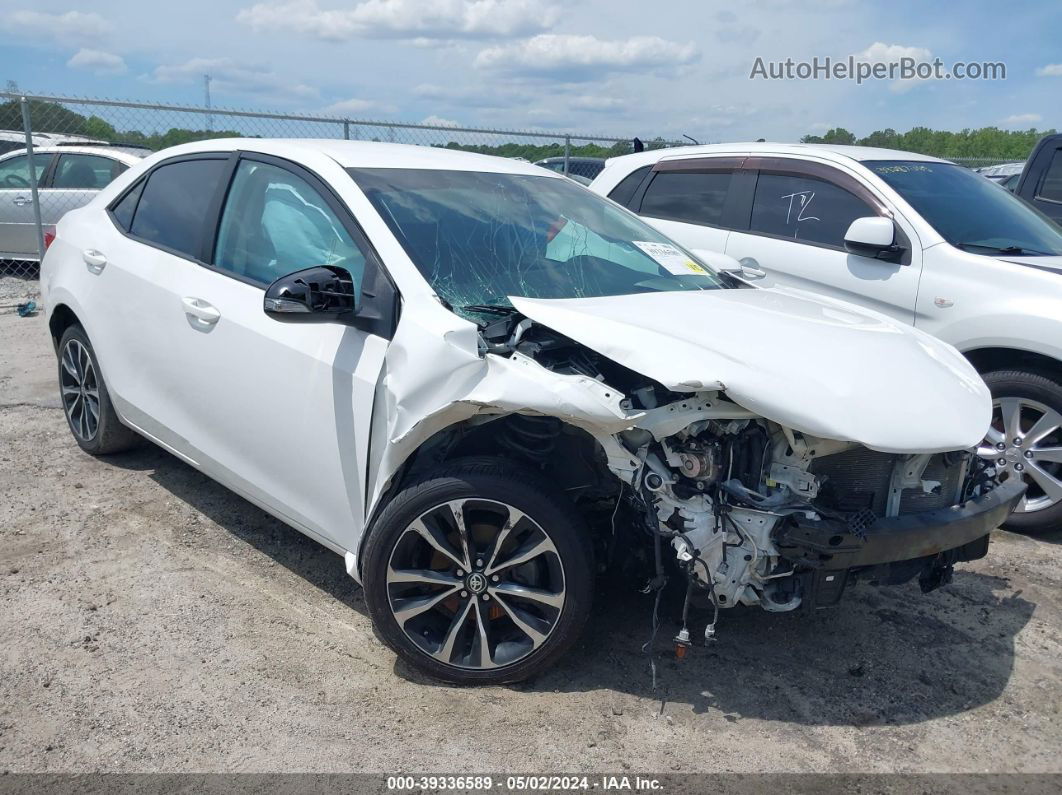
1,0,1059,142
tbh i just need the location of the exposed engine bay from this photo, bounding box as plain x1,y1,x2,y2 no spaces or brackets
419,309,1008,631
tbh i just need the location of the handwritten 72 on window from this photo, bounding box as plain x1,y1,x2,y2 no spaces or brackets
781,190,820,224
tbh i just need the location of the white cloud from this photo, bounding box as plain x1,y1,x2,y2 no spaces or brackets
1001,113,1042,126
1036,63,1062,77
569,95,624,112
152,58,319,102
321,97,398,115
420,114,460,127
475,34,699,80
3,9,110,40
236,0,556,42
857,42,933,63
66,49,127,76
854,42,937,94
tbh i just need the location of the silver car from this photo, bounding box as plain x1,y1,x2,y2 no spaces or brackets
0,145,145,261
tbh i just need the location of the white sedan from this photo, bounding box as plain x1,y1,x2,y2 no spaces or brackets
41,139,1021,684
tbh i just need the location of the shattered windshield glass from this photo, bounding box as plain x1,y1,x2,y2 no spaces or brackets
348,168,726,320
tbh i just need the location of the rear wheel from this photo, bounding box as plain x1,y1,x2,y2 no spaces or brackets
57,325,140,455
978,369,1062,534
362,459,593,685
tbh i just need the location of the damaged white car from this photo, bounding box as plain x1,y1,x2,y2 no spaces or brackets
41,140,1024,684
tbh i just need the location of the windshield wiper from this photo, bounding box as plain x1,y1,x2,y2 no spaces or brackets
461,303,517,315
955,243,1054,256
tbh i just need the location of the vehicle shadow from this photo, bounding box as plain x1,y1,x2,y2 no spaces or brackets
105,444,1034,726
106,443,368,618
527,569,1035,726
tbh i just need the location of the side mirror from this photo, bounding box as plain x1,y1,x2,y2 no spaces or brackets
263,265,356,323
844,217,901,260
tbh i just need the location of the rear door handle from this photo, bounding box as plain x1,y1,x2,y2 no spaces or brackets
82,249,107,274
13,196,31,206
182,297,221,325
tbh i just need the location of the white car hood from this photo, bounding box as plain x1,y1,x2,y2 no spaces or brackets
510,288,991,453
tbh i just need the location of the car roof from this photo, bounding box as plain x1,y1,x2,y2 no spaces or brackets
145,138,568,177
0,145,146,165
606,142,950,170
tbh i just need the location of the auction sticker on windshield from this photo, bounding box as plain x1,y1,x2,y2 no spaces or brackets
633,241,710,275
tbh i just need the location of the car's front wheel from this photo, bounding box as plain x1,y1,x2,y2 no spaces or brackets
979,369,1062,534
362,459,593,685
57,325,140,455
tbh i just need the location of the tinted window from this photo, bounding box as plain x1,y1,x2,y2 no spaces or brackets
349,168,725,321
214,160,366,288
750,172,873,247
870,160,1062,256
607,165,652,208
1037,149,1062,203
0,153,51,189
111,180,144,232
640,170,732,226
130,159,227,258
53,154,122,189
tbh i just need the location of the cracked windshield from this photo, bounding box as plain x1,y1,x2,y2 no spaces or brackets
348,168,726,321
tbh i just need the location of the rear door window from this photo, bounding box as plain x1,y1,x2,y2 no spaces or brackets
53,154,124,189
640,170,733,226
749,172,875,248
129,158,228,259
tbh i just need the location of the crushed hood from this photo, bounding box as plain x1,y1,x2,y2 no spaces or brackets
510,288,991,453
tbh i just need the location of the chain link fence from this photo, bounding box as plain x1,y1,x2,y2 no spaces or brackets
0,91,1037,286
0,91,683,281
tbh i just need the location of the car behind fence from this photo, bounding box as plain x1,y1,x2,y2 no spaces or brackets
0,91,1022,279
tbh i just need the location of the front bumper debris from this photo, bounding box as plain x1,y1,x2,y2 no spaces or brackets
775,478,1025,570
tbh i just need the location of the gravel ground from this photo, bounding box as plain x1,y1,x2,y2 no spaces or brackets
1,281,1060,774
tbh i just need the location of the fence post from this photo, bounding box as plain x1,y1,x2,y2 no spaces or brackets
19,96,46,264
563,135,571,175
343,120,350,140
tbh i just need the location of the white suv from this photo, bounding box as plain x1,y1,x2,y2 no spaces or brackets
591,144,1062,533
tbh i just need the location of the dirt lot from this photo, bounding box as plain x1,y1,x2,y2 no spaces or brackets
1,275,1060,774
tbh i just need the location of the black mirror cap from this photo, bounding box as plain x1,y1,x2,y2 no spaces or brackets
844,238,907,264
264,265,356,323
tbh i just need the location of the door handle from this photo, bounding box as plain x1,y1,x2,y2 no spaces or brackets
738,258,767,279
82,249,107,274
182,297,221,325
12,196,31,206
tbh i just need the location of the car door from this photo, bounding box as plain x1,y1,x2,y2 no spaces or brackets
724,158,921,324
0,152,54,258
629,157,742,259
42,152,127,229
139,153,391,552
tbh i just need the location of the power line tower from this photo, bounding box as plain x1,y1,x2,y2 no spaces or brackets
204,74,213,131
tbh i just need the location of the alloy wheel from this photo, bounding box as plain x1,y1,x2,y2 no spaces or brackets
60,339,100,442
385,498,566,671
978,397,1062,513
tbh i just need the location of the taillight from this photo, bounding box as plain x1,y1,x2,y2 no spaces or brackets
43,225,56,251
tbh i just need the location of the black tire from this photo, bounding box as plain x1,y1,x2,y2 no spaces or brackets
981,369,1062,534
362,458,594,685
57,325,140,456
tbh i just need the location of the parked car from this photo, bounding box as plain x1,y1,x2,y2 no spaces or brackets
0,145,145,261
977,162,1025,192
0,130,108,157
591,143,1062,533
1014,133,1062,223
534,156,606,180
43,139,1019,683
